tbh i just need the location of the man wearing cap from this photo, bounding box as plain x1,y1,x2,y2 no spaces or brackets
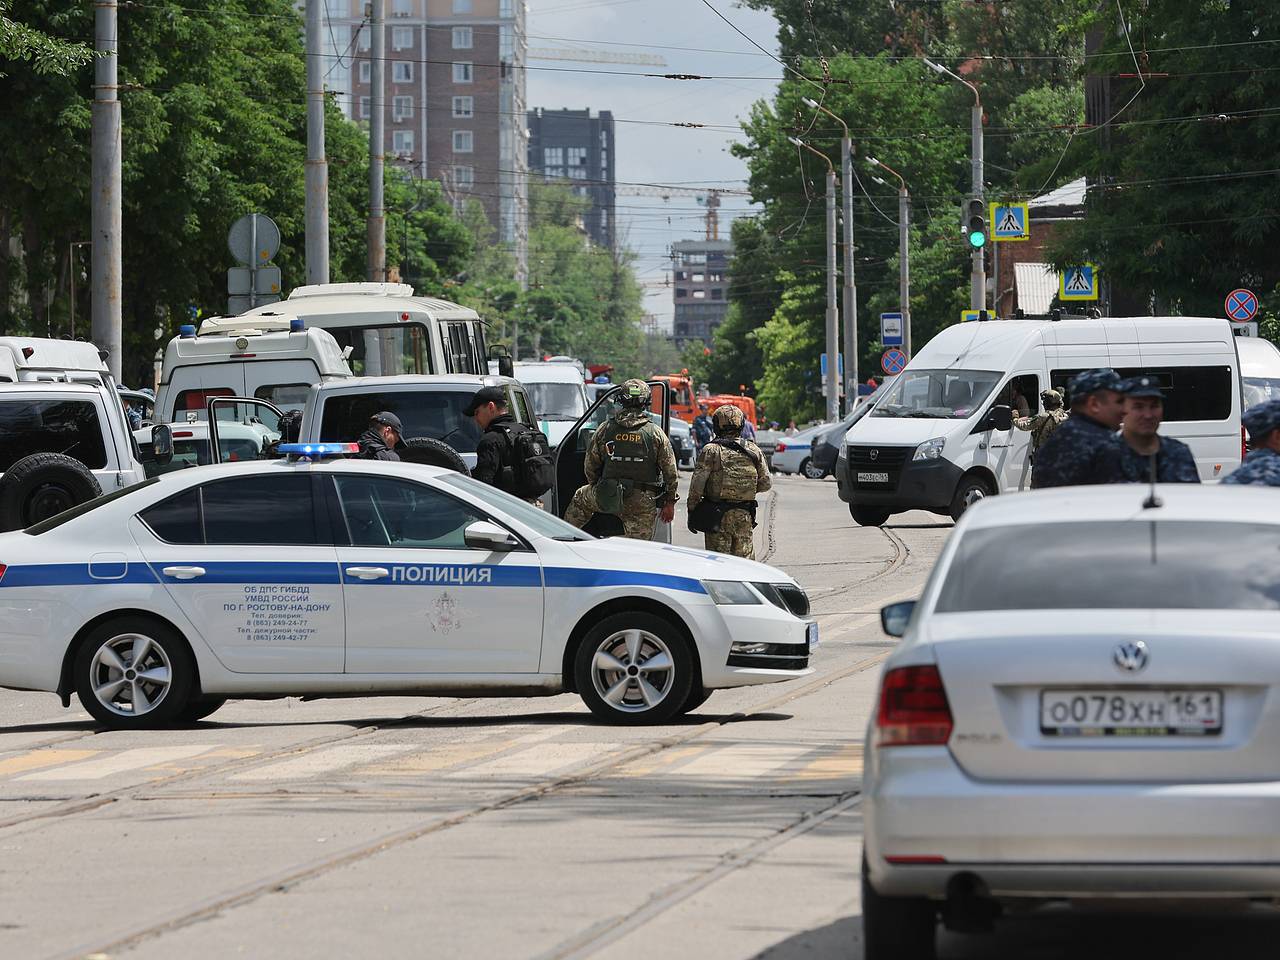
564,378,679,540
467,385,522,495
1115,376,1200,484
358,412,402,461
1013,388,1067,459
1224,399,1280,486
1030,368,1126,488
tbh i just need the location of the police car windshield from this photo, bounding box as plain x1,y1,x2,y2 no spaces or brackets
872,369,1001,420
526,383,587,421
936,521,1280,611
1244,376,1280,408
438,474,592,540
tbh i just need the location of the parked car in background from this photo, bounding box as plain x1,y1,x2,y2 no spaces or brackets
771,423,832,478
808,378,896,479
1238,335,1280,408
134,421,276,477
668,416,696,470
513,361,589,448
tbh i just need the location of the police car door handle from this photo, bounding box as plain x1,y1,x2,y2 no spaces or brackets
346,566,390,581
162,566,206,580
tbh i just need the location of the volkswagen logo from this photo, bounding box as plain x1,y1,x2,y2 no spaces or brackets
869,449,879,461
1113,640,1149,673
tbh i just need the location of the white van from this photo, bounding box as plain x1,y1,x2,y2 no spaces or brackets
237,282,492,378
0,337,111,385
513,361,589,448
154,316,351,424
1237,336,1280,408
836,316,1243,525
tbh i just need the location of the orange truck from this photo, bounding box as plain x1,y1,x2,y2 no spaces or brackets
651,373,697,421
704,393,758,427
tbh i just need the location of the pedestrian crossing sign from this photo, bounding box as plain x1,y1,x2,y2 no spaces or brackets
990,202,1029,241
1060,264,1099,301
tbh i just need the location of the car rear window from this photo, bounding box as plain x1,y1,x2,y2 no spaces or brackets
319,390,482,453
0,399,108,471
935,521,1280,611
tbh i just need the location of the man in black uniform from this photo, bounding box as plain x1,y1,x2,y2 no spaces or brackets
358,411,402,461
1030,368,1125,488
466,385,524,496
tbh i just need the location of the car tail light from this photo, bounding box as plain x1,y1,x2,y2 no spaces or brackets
776,441,787,452
875,665,952,747
0,564,6,583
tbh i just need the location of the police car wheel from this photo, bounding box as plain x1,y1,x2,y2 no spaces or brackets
574,613,694,725
949,474,993,521
73,617,195,729
679,686,713,715
850,505,891,527
177,697,227,724
800,458,827,480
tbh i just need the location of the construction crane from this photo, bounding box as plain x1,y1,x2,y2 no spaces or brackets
527,47,667,67
613,185,748,241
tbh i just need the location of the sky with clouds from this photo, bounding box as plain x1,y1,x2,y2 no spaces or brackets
525,0,781,329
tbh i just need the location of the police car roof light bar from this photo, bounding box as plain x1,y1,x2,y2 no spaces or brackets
277,442,359,460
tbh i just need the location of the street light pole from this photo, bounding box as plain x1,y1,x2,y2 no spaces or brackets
868,157,911,358
803,97,857,414
923,58,984,311
790,136,840,422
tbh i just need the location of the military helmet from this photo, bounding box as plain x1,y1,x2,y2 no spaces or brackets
618,378,650,407
712,404,745,432
1040,387,1064,409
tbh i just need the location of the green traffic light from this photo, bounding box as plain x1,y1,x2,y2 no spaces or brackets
968,230,986,248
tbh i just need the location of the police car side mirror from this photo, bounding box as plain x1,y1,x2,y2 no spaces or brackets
880,600,917,638
464,520,520,552
151,424,174,466
988,405,1013,432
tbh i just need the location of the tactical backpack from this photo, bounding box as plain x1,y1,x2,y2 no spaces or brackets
600,421,660,484
494,422,554,499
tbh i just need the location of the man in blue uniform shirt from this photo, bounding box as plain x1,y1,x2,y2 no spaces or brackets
1115,375,1200,483
1224,399,1280,486
1030,368,1126,488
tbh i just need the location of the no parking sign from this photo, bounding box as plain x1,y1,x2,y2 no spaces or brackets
881,348,908,375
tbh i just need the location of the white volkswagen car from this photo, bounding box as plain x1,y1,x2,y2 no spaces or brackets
0,447,814,730
863,483,1280,959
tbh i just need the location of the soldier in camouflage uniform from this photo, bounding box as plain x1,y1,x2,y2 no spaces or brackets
1013,388,1067,459
687,404,771,558
1030,368,1126,489
1224,399,1280,486
1115,375,1200,483
564,378,679,539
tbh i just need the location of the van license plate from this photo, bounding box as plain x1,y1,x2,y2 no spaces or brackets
857,472,889,484
1040,689,1222,736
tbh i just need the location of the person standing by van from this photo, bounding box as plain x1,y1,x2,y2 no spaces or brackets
1224,400,1280,486
358,412,402,461
1030,369,1125,488
1013,388,1067,459
466,386,553,502
1115,376,1199,483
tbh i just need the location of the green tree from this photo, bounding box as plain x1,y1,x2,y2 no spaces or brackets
0,0,95,77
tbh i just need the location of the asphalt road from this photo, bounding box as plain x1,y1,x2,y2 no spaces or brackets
2,476,1276,959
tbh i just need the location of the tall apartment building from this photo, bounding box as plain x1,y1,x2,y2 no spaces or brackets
671,239,732,348
325,0,528,276
526,108,616,250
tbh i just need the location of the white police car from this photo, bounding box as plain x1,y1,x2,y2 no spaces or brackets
0,444,814,729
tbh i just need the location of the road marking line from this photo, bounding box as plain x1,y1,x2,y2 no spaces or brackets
0,749,100,778
364,725,576,776
668,742,806,779
610,744,710,778
230,744,418,782
445,741,621,779
20,746,218,781
785,743,864,780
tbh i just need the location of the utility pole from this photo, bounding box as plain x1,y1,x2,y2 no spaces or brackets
367,0,386,282
305,0,330,285
868,157,911,358
924,58,984,311
790,137,840,422
91,0,122,381
803,97,858,414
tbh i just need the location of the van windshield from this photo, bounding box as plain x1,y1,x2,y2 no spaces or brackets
872,369,1001,420
1244,376,1280,408
526,382,586,420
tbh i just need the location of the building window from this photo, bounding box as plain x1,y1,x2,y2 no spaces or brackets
543,146,564,167
393,61,413,83
452,166,475,188
675,288,688,298
392,26,413,50
566,146,587,167
452,26,472,49
452,130,474,153
358,60,371,83
499,24,514,59
451,95,473,118
358,27,371,51
543,168,564,180
359,96,371,119
393,95,413,121
500,0,514,16
452,0,472,12
711,289,723,300
568,166,586,180
674,271,686,281
392,0,412,14
693,290,706,299
392,130,415,157
452,61,473,83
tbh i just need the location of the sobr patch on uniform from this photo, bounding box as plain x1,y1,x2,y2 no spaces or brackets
1060,264,1099,301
